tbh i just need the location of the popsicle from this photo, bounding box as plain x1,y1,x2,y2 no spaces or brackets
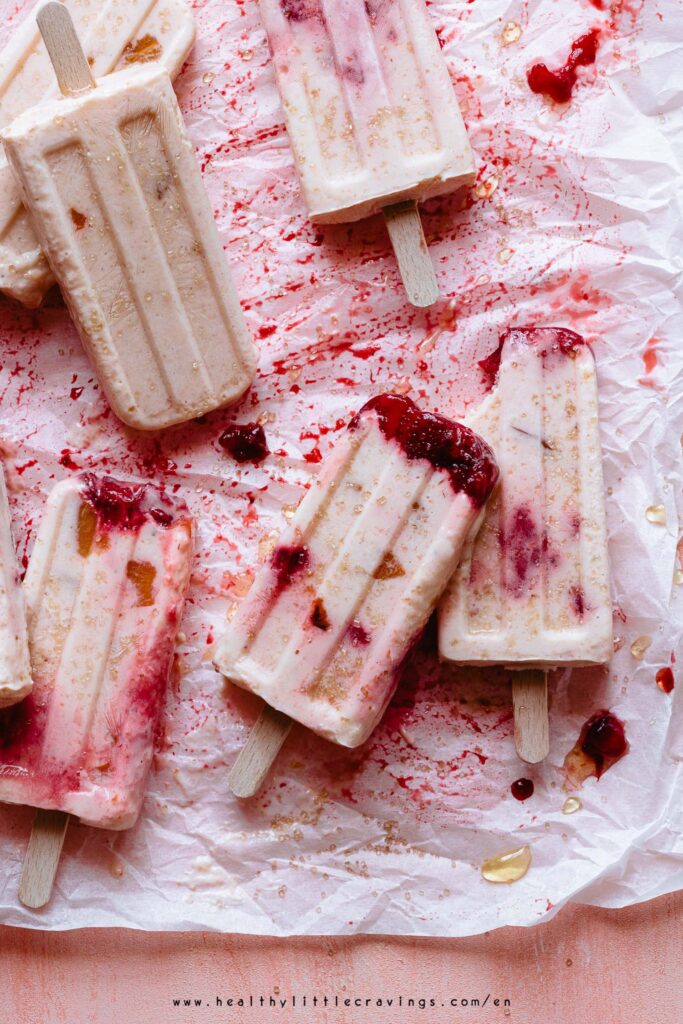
0,473,194,906
214,393,498,795
258,0,476,307
0,464,32,710
1,3,256,430
0,0,196,309
438,327,612,762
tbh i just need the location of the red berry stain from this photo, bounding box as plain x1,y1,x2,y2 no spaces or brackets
570,585,586,618
81,474,181,533
271,545,309,591
351,394,499,508
527,30,600,104
656,668,674,694
478,343,503,390
219,423,269,464
511,778,534,801
347,621,371,647
59,449,80,471
281,0,320,20
149,507,173,527
503,505,543,595
564,709,628,786
479,326,585,391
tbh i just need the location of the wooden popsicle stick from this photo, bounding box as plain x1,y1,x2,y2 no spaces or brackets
15,1,88,916
228,705,293,799
383,200,439,308
37,1,95,97
512,670,549,764
18,810,70,909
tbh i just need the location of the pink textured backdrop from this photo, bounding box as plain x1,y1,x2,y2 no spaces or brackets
2,893,681,1023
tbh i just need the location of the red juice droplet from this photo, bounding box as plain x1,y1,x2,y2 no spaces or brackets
656,668,674,694
511,778,534,801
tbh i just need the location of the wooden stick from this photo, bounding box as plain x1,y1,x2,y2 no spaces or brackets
18,810,70,909
228,705,293,798
14,1,93,915
512,669,549,764
383,200,439,308
36,1,95,97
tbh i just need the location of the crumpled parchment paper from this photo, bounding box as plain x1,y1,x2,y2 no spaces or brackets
0,0,680,934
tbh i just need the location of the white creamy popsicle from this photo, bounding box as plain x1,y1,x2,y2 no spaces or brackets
1,30,257,430
215,394,498,749
0,474,193,830
0,464,32,709
0,0,196,309
260,0,475,221
439,327,612,668
257,0,476,306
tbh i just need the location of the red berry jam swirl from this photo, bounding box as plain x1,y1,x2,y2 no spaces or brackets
350,394,498,508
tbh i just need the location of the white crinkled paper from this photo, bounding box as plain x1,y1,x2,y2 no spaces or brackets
0,0,680,934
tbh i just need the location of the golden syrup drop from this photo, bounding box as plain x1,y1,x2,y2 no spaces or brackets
562,796,582,814
109,855,124,878
481,845,531,883
673,569,683,585
645,504,666,524
630,635,652,660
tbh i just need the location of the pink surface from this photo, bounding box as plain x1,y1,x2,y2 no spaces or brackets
2,893,681,1024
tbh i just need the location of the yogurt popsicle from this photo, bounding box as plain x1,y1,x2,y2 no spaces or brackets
1,5,256,429
438,327,612,759
215,394,498,763
0,474,194,830
0,0,196,309
0,465,32,709
439,327,612,664
258,0,476,306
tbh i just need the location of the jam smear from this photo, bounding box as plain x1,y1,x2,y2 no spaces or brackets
503,505,544,595
479,326,586,390
77,503,98,557
219,423,270,465
150,507,173,527
351,394,498,508
348,621,371,647
527,30,600,104
126,560,157,607
656,667,674,694
478,344,503,390
281,0,320,21
564,709,628,786
82,474,148,531
373,551,405,580
511,778,535,801
271,545,309,591
122,34,162,65
311,597,330,631
570,585,586,619
70,208,87,230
